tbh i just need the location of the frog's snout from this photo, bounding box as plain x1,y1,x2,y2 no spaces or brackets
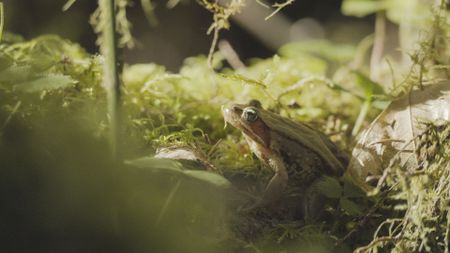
221,105,229,114
221,106,228,129
222,104,242,117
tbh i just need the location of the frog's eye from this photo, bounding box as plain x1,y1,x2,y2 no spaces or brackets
242,108,258,122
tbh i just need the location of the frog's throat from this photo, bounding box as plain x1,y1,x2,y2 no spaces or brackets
243,135,275,166
240,124,270,148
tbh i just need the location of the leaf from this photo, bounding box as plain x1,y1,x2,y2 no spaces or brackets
125,157,231,189
0,52,13,71
280,40,356,63
346,81,450,191
125,157,184,173
343,180,366,198
0,65,33,83
313,176,343,199
14,74,76,92
340,197,363,215
341,0,385,17
342,0,432,25
183,170,231,188
352,70,385,98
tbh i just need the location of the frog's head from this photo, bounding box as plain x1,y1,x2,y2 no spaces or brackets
222,100,271,148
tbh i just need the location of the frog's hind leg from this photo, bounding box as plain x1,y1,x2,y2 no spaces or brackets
301,177,339,222
302,185,326,222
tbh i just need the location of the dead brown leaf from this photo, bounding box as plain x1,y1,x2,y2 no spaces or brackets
346,80,450,191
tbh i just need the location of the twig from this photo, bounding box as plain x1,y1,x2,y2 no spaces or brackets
207,24,220,69
265,0,294,20
334,191,390,248
62,0,77,11
445,212,450,253
355,236,402,253
140,0,158,26
370,126,431,193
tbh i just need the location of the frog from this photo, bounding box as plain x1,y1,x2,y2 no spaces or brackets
222,100,349,211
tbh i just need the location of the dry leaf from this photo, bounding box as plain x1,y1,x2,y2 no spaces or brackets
346,81,450,191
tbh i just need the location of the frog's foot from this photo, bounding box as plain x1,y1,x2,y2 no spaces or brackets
238,198,264,213
301,180,329,222
238,196,279,213
239,170,288,213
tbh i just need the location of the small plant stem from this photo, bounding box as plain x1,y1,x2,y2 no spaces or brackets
100,0,122,159
1,101,21,131
155,179,182,226
370,11,386,82
352,12,385,137
445,211,450,253
0,2,4,41
352,99,371,137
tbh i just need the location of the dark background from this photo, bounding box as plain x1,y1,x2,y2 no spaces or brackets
3,0,372,71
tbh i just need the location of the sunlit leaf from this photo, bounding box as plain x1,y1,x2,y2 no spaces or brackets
0,65,33,83
342,0,432,25
280,40,356,63
341,0,385,17
347,81,450,191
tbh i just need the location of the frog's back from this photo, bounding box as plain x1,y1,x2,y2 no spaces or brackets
278,136,327,189
314,128,349,169
261,111,348,176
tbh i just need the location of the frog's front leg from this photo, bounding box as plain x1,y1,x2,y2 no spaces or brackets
242,156,287,211
261,156,288,204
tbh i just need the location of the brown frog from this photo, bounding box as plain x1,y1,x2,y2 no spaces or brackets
222,100,348,209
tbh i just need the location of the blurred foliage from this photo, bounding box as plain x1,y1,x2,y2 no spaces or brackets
0,0,449,252
0,32,368,252
341,0,433,23
0,2,3,41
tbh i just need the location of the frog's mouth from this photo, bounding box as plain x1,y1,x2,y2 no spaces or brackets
221,105,242,126
222,105,270,148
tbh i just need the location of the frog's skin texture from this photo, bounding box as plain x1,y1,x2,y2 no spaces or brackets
222,101,348,205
